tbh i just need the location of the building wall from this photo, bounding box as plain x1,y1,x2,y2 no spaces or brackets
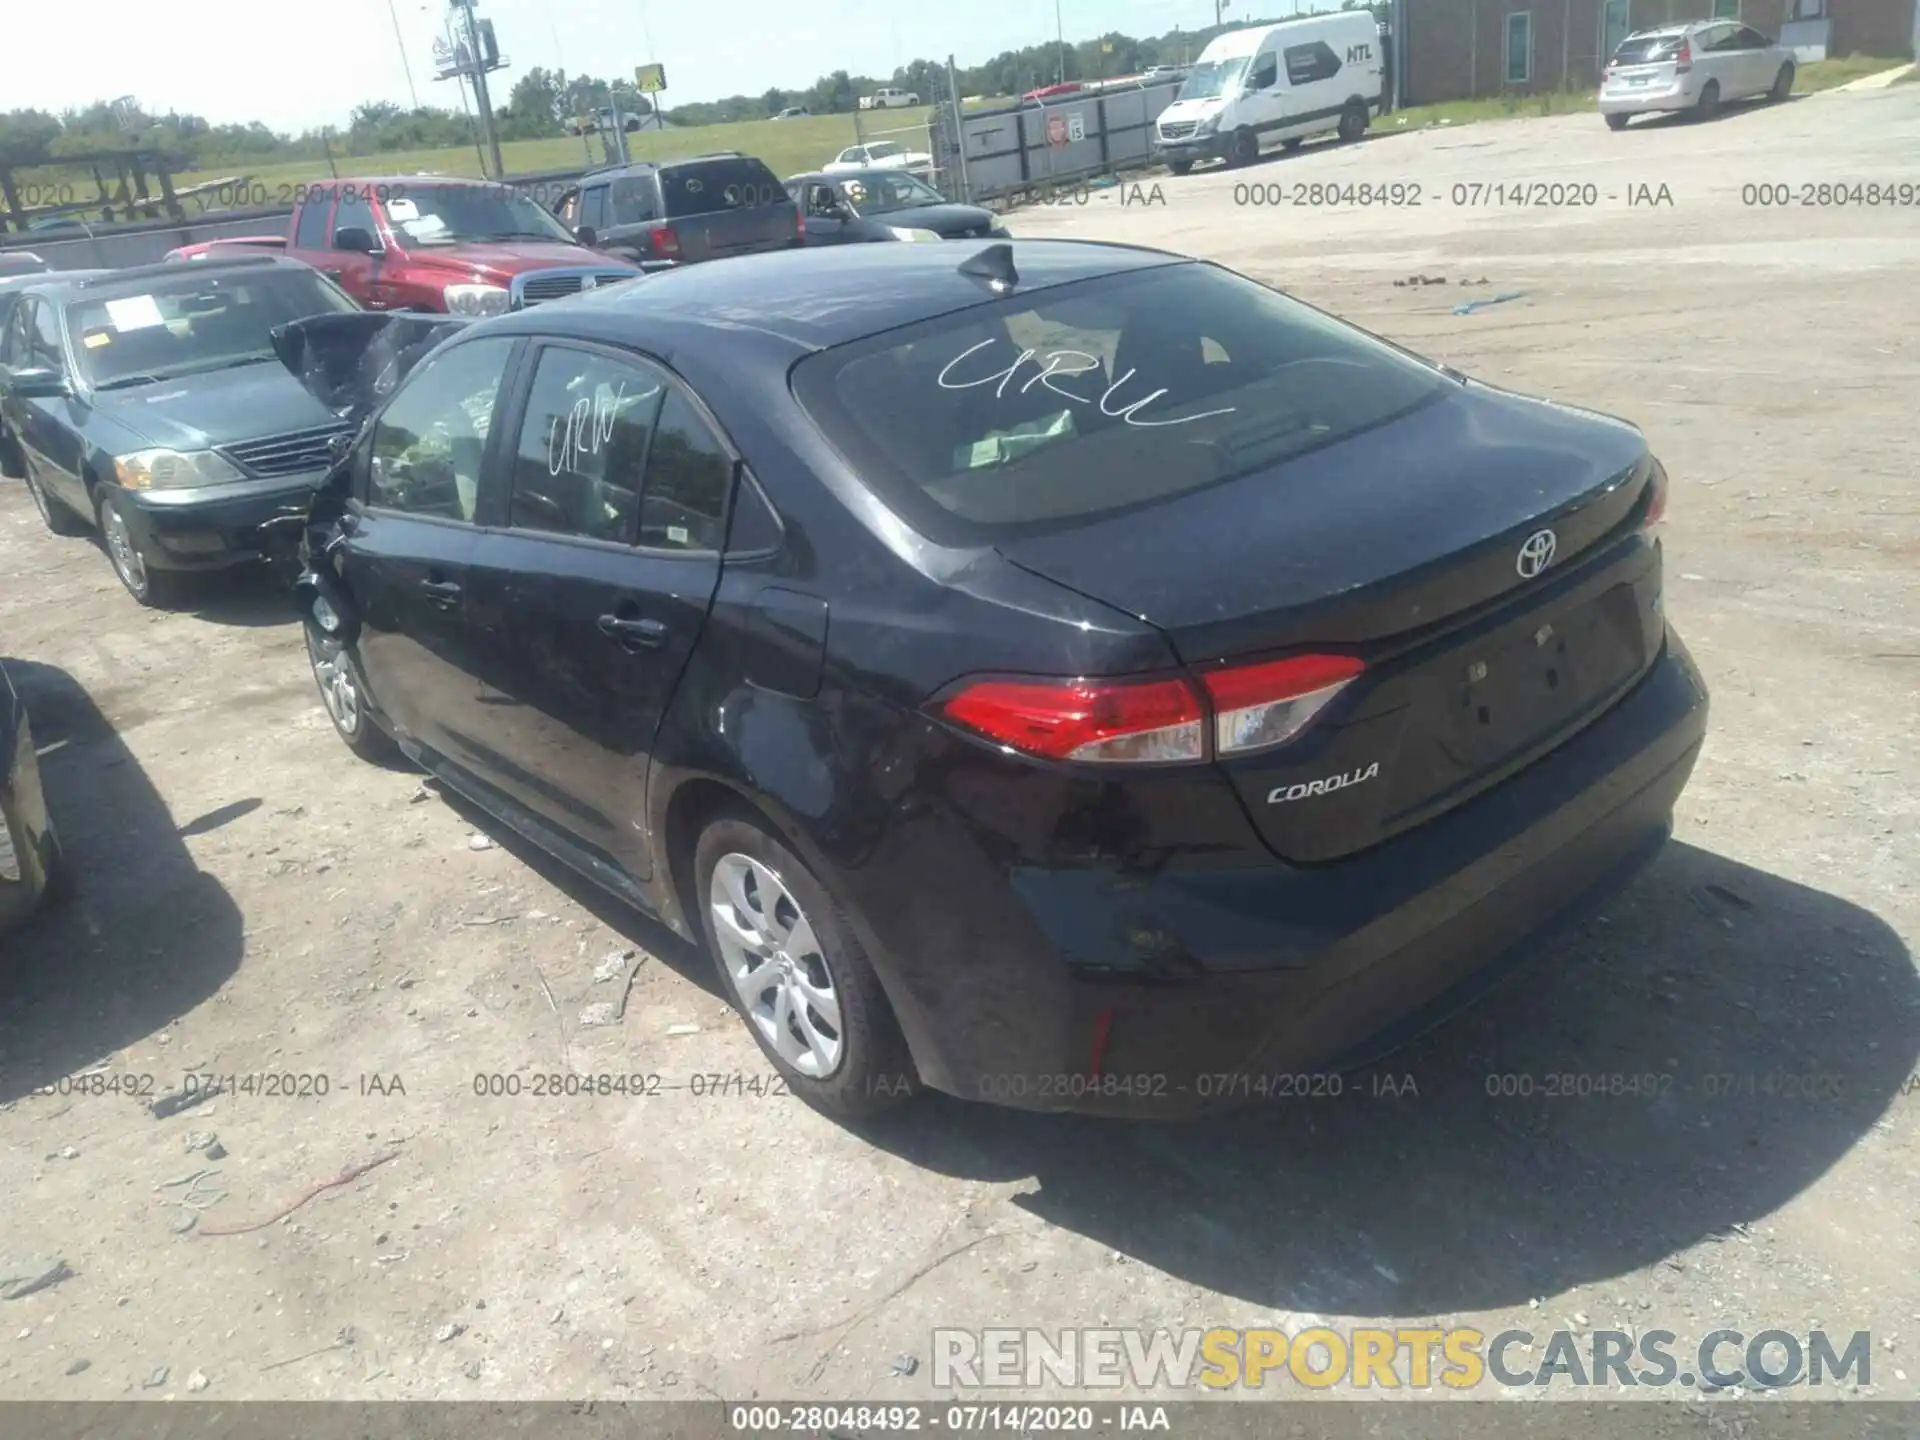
1404,0,1913,104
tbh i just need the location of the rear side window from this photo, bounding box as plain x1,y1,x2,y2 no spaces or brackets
638,391,730,551
791,263,1451,545
508,347,666,543
1613,33,1686,63
660,159,786,218
578,186,609,231
1283,43,1341,85
608,176,660,225
294,191,333,249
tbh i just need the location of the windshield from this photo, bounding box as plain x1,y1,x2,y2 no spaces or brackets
791,262,1452,545
66,268,358,390
660,159,788,218
864,142,907,160
842,173,946,214
1178,57,1250,100
385,187,576,245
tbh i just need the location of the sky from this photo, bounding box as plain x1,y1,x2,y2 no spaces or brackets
5,0,1301,134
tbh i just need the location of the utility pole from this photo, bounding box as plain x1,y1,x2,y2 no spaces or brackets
454,0,505,178
1055,0,1067,85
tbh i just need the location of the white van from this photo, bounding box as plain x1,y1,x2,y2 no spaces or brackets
1154,14,1384,173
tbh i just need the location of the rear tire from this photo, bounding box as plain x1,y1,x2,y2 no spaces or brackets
0,427,22,480
1228,127,1259,167
695,810,919,1120
1281,137,1305,152
1337,100,1369,142
1770,63,1794,101
1693,79,1721,122
1168,160,1194,176
306,625,404,764
1605,112,1631,131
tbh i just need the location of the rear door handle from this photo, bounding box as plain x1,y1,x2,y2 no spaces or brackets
420,578,463,607
597,614,668,649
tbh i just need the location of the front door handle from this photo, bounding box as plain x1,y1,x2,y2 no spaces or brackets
597,614,668,649
420,578,463,608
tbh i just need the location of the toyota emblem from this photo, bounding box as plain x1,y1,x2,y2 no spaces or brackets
1516,529,1558,579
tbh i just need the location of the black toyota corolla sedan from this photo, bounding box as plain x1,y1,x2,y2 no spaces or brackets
278,239,1708,1120
0,255,358,607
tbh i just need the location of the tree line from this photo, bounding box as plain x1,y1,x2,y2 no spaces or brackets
0,6,1386,171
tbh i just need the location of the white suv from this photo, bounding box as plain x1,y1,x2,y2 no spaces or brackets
1600,22,1795,129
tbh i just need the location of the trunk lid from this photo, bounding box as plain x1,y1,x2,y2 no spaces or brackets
998,381,1667,861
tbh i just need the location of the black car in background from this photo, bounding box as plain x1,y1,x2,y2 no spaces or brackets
553,153,801,268
784,170,1008,246
0,255,360,607
0,659,62,936
280,240,1707,1122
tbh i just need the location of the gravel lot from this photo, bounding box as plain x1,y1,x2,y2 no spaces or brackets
2,84,1916,1408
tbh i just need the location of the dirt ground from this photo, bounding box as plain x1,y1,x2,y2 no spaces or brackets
2,84,1917,1408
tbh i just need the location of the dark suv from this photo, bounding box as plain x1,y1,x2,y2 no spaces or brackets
554,153,802,269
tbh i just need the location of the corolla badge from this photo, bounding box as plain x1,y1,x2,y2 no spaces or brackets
1516,528,1558,579
1268,762,1380,805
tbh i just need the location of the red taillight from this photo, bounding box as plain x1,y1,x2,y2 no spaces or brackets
937,651,1366,765
1674,40,1692,73
794,208,805,241
650,226,681,259
939,675,1206,764
1200,653,1367,756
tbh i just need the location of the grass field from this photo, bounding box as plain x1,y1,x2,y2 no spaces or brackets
172,109,938,202
5,57,1908,224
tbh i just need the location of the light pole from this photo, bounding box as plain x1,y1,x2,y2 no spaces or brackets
386,0,422,107
1055,0,1067,85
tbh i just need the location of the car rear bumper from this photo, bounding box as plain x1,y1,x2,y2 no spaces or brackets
115,472,326,572
853,628,1708,1117
1599,79,1699,114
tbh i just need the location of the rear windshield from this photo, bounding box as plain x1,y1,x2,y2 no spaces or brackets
791,262,1452,544
660,159,788,218
1613,34,1686,64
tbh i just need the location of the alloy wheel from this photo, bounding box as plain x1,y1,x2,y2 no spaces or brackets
309,634,363,736
708,852,844,1077
100,499,149,597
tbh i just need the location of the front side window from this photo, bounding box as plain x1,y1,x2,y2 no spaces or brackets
65,268,359,391
30,299,66,371
366,337,515,521
508,347,666,543
333,192,378,247
1506,12,1534,83
792,262,1450,545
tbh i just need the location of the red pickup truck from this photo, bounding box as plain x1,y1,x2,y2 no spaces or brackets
277,176,641,315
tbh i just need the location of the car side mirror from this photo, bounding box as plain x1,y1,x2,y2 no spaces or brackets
576,225,598,247
4,365,69,399
826,203,855,221
333,227,381,255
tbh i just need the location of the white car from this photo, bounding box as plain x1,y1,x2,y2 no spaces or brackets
824,141,934,178
1599,21,1796,128
860,88,920,110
